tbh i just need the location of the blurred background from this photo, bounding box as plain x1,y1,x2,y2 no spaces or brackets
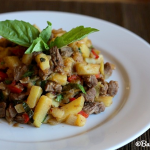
0,0,150,149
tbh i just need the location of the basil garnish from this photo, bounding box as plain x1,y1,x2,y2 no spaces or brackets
0,20,39,47
50,26,99,48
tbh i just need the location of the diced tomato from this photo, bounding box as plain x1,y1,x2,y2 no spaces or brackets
91,49,99,59
78,110,89,118
95,73,100,79
0,71,8,81
69,97,76,102
12,48,26,57
7,81,23,93
22,113,30,123
68,75,79,82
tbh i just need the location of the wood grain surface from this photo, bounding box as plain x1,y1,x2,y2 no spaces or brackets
0,1,150,149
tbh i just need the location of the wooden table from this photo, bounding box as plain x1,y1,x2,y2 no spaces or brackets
0,1,150,149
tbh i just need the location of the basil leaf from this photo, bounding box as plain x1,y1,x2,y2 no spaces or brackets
63,83,86,94
55,94,63,102
23,71,34,77
22,102,34,119
76,84,86,94
25,37,49,54
40,21,52,43
4,79,12,85
42,114,48,123
0,20,40,47
41,80,47,90
50,26,99,48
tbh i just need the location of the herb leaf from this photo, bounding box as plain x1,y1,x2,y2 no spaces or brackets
62,83,86,94
22,102,34,119
4,79,12,85
0,20,40,47
25,37,49,54
50,26,99,48
23,71,34,77
55,94,63,102
76,84,86,94
40,80,47,90
39,21,52,43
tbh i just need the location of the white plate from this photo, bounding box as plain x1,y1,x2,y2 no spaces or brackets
0,11,150,150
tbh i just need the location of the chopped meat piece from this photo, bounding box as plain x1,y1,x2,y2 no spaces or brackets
97,75,105,84
9,92,28,101
49,46,64,73
84,87,96,102
100,82,108,96
60,46,73,57
6,109,12,123
32,51,42,58
32,66,39,76
72,51,83,62
83,101,105,114
0,82,5,90
14,65,28,81
14,114,26,124
49,60,54,72
0,102,6,117
20,77,30,84
0,38,15,47
7,104,17,118
104,62,112,79
39,69,52,80
107,80,119,96
45,81,62,93
82,75,98,88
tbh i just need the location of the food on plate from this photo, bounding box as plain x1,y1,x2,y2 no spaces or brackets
0,20,118,127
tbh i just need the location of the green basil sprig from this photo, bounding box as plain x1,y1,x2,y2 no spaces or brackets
25,21,52,54
0,20,40,47
0,20,99,54
50,26,99,48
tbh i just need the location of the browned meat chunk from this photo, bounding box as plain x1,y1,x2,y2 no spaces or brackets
60,46,73,57
7,104,17,118
20,77,30,84
0,82,5,90
14,114,26,124
100,82,108,96
82,75,98,88
14,65,28,81
84,87,96,102
45,81,62,93
6,104,17,122
83,101,105,114
72,51,83,62
9,92,28,101
32,51,41,58
104,62,112,79
107,81,119,96
50,46,64,73
39,69,52,80
0,102,6,118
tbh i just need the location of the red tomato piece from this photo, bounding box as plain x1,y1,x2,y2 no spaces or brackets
78,110,89,118
91,49,99,59
0,71,8,81
12,48,26,57
7,81,23,93
68,75,79,82
69,97,76,102
22,113,30,123
95,73,100,79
